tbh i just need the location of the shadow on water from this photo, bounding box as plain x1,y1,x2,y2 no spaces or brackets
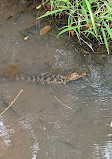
0,2,112,159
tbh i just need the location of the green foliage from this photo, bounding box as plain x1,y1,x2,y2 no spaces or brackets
37,0,112,54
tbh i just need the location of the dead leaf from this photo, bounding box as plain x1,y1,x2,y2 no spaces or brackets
40,26,51,35
24,36,29,40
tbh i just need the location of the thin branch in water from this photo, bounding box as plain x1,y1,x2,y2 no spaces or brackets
0,90,23,116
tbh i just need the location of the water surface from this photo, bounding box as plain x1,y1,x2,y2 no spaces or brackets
0,2,112,159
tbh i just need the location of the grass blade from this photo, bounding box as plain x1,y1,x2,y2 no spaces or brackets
103,21,112,39
57,25,84,37
101,27,109,54
81,5,89,27
85,0,97,35
83,30,99,42
37,9,65,19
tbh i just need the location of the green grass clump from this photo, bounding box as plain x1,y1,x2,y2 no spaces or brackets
38,0,112,54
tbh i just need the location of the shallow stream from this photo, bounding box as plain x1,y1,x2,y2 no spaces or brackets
0,2,112,159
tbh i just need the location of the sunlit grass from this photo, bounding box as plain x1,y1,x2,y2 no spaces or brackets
38,0,112,54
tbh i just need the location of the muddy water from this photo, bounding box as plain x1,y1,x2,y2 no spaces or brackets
0,3,112,159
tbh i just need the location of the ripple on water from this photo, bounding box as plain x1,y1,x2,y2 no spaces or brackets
92,141,112,159
0,116,14,157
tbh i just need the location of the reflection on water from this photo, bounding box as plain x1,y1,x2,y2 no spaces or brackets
0,116,14,158
93,141,112,159
19,113,40,159
0,2,112,159
0,117,14,146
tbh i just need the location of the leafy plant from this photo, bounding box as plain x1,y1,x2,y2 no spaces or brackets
37,0,112,54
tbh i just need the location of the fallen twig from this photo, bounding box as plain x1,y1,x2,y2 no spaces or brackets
0,90,23,116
